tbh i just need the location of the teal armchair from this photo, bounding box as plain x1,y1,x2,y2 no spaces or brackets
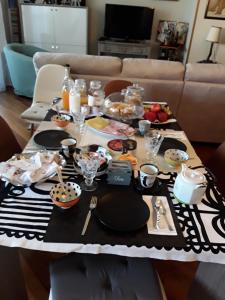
3,43,47,98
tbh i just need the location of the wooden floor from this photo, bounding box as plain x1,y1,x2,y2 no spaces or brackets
0,90,31,148
0,90,219,300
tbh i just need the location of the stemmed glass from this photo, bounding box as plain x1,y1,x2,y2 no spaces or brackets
144,130,164,163
78,156,100,191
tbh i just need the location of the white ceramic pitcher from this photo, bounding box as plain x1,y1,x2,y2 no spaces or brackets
173,164,207,205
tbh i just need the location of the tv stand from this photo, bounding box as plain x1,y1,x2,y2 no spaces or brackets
98,38,151,59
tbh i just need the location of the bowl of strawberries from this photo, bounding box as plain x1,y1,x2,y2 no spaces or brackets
143,102,172,124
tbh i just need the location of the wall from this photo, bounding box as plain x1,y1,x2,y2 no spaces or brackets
188,0,225,63
0,0,7,91
86,0,197,61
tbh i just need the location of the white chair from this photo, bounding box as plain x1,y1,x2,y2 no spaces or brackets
21,64,65,126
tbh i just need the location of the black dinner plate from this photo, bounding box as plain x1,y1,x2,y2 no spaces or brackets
158,137,187,155
94,190,150,232
33,130,70,149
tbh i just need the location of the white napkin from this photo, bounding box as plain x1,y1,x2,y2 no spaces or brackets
143,196,177,235
160,130,187,141
0,152,59,186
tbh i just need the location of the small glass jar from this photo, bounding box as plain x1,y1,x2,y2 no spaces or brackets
88,80,105,107
123,83,144,105
75,79,88,105
123,83,144,118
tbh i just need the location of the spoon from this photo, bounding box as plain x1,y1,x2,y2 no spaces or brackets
56,167,67,202
156,198,174,231
55,105,60,116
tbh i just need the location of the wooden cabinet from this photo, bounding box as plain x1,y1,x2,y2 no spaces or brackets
21,4,88,54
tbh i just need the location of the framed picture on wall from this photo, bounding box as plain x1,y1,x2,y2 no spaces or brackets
156,21,189,46
205,0,225,19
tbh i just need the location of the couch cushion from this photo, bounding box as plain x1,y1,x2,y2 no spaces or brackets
33,52,122,76
185,63,225,84
121,58,185,81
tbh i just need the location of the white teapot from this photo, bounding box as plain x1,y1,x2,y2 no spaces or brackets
173,164,207,205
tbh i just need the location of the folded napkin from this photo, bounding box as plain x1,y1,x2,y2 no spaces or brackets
160,130,187,141
143,196,177,235
0,152,59,186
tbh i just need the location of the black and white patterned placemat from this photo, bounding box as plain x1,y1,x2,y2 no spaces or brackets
0,163,224,256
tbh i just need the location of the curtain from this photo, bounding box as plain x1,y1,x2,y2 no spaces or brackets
0,0,7,91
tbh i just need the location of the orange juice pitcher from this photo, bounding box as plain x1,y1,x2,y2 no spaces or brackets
62,64,73,111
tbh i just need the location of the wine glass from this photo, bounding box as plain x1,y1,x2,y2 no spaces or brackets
144,130,164,163
78,156,100,191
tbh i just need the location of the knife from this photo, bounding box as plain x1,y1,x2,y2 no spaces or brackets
151,195,157,229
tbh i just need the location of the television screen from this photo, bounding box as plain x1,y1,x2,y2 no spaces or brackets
104,4,154,41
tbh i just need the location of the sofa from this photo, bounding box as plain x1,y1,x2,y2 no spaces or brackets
33,52,225,143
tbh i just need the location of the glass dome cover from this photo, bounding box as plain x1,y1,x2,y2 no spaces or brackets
102,84,144,121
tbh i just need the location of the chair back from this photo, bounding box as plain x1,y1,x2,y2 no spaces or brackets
104,80,133,98
206,141,225,197
33,64,65,104
0,117,21,162
188,262,225,300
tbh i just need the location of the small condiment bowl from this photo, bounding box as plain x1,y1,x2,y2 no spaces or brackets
50,182,81,209
51,114,71,128
164,149,189,167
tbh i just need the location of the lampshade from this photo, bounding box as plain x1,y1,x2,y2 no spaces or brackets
206,26,221,43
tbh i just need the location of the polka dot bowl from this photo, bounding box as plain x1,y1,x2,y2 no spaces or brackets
164,148,189,167
50,182,81,209
51,114,71,128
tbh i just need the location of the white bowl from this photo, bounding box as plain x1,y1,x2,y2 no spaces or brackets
164,149,189,167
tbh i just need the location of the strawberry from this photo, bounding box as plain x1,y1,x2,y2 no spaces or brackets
157,111,168,122
144,111,157,122
151,103,161,113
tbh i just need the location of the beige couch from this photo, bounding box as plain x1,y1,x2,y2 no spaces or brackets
33,52,225,143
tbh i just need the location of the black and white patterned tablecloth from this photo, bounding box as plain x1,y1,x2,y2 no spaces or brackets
0,162,224,264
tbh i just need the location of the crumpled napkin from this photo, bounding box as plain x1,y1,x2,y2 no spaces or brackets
0,152,59,186
143,196,177,236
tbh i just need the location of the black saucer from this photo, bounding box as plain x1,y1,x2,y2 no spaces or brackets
133,177,162,195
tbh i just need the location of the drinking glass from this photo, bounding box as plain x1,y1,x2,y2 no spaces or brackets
144,130,164,163
72,112,86,145
78,157,100,191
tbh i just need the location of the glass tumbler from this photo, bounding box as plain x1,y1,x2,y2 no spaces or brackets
144,130,164,163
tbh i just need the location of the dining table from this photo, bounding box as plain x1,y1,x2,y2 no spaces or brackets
0,109,225,266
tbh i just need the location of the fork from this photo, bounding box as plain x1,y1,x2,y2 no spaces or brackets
81,196,97,236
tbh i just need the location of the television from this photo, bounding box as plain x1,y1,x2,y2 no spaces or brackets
104,4,154,41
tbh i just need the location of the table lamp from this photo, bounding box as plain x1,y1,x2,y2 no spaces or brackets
205,26,221,63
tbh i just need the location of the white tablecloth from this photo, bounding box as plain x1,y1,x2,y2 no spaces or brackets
0,121,224,264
